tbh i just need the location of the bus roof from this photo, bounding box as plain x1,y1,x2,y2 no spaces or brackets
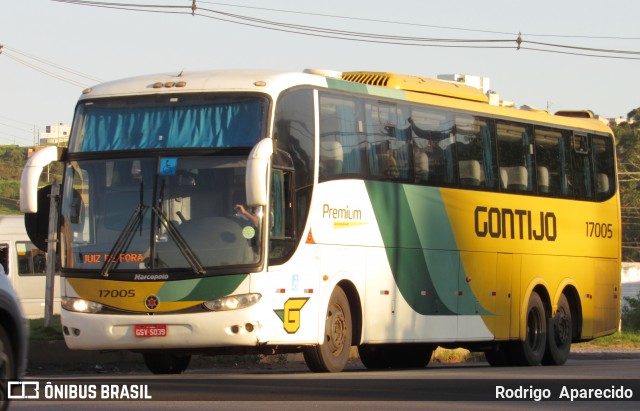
79,69,613,136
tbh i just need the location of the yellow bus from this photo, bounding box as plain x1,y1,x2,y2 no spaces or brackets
21,69,620,373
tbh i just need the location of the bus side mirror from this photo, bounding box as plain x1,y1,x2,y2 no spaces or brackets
24,185,53,252
246,138,274,207
20,146,65,213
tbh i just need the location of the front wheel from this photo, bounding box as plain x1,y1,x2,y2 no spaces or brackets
0,325,15,411
303,287,352,373
142,352,191,374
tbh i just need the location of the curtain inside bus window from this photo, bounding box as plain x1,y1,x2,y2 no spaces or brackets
481,125,495,187
522,130,534,190
270,170,284,238
79,100,264,151
335,104,363,174
571,134,594,199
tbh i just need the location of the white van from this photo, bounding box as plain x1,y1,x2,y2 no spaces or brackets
0,215,60,319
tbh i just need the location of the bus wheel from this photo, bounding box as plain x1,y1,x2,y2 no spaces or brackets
358,344,389,369
510,291,547,366
484,343,512,367
384,344,433,369
142,352,191,374
542,294,572,366
303,287,352,373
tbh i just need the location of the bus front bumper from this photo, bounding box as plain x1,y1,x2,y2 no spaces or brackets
60,308,266,350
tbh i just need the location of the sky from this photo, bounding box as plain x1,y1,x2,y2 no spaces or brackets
1,0,639,147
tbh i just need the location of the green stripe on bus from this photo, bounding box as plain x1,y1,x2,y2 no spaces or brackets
155,274,247,302
365,181,490,316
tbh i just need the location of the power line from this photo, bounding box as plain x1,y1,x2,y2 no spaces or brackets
51,0,640,60
2,50,90,88
3,45,103,83
196,1,640,41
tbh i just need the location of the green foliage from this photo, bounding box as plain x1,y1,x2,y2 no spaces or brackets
613,118,640,262
622,292,640,332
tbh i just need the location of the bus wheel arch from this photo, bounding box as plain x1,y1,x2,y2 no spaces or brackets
303,284,356,373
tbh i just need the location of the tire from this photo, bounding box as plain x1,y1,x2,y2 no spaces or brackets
484,343,512,367
358,344,390,369
510,291,547,366
0,325,15,411
383,344,433,369
142,352,191,374
303,287,352,373
542,294,572,366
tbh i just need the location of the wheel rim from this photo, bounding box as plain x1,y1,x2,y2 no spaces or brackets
554,310,571,345
325,302,347,357
0,341,8,380
527,307,544,352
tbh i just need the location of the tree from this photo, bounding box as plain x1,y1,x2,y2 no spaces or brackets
627,108,640,124
614,113,640,262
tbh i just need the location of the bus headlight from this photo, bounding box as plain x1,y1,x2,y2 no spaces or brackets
203,293,261,311
62,297,103,313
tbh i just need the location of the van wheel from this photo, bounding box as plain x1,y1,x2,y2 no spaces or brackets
510,291,547,366
303,287,352,373
142,352,191,374
0,325,15,411
542,294,572,365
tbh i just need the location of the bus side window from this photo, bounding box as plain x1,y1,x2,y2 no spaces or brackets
534,128,572,197
408,107,455,186
497,122,535,193
269,169,295,263
318,94,365,180
454,116,497,190
592,135,616,200
365,102,411,181
571,133,594,200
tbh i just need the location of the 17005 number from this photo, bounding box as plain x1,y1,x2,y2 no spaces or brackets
99,289,135,298
585,222,613,238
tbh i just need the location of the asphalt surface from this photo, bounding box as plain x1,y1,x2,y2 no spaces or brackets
26,340,640,375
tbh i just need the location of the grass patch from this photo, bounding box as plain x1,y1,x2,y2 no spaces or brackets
574,331,640,349
29,315,64,341
431,347,484,363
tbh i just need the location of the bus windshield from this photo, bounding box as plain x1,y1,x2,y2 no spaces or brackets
69,94,268,153
60,155,263,274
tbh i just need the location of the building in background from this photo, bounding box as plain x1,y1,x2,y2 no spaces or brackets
40,123,70,145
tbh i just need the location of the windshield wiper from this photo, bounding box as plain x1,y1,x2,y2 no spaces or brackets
152,206,206,275
100,202,147,278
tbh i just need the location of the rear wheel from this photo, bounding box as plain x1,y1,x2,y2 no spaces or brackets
542,294,572,365
142,352,191,374
303,287,352,373
510,291,547,366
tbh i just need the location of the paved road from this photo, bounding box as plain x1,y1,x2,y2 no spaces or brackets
9,357,640,410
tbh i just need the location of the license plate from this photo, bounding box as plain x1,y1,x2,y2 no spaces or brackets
134,324,167,337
